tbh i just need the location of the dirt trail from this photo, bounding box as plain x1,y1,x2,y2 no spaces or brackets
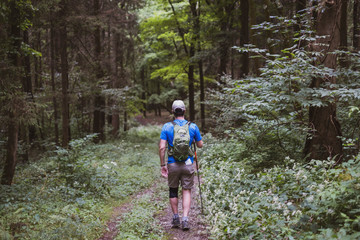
98,177,209,240
98,114,209,239
98,186,156,240
157,176,209,240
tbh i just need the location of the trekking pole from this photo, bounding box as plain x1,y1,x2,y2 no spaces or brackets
193,141,204,215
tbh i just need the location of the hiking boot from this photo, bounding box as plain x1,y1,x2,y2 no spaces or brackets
172,216,180,228
182,219,190,231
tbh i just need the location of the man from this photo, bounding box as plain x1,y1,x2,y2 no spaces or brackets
159,100,203,230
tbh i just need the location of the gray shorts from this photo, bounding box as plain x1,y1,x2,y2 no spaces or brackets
168,162,195,190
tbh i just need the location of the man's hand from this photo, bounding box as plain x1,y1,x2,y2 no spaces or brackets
161,165,168,178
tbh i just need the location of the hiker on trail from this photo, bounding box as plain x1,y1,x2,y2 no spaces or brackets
159,100,203,231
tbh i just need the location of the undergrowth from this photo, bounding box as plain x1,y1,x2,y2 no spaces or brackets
0,125,162,239
201,135,360,239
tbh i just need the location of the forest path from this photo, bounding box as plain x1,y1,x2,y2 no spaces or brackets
98,178,209,240
98,113,209,239
97,183,158,240
157,176,209,240
98,177,209,240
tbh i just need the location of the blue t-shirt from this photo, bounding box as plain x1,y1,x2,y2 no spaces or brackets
160,119,202,164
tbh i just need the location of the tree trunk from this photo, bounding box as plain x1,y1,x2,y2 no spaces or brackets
240,0,249,77
59,0,70,148
141,67,147,118
1,0,21,185
188,44,195,121
249,0,260,75
354,0,360,50
23,30,32,95
34,30,43,90
1,113,19,185
295,0,307,48
199,59,205,131
218,22,228,77
157,81,162,116
21,30,33,162
304,0,344,162
50,21,59,145
93,0,105,142
123,110,128,132
111,33,120,136
339,0,348,67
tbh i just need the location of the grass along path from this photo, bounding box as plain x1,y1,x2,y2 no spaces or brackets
98,175,209,240
0,124,209,239
0,126,159,239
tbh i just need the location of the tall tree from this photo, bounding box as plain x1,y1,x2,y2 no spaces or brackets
188,0,197,121
50,16,59,145
93,0,106,142
59,0,70,147
240,0,249,77
1,0,22,185
354,0,360,50
304,0,344,162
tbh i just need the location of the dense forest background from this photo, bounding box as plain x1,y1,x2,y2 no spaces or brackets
1,0,360,239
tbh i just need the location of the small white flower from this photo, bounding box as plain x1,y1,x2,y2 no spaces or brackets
284,210,289,216
103,164,110,169
111,161,117,166
306,195,314,202
327,209,334,214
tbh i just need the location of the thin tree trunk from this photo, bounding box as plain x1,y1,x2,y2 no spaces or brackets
354,0,360,49
199,59,205,130
218,22,228,77
249,0,260,75
111,34,120,136
295,0,307,48
59,0,70,148
188,44,195,121
264,0,275,54
304,0,343,162
339,0,348,67
23,30,32,95
141,67,147,118
240,0,249,77
93,0,105,142
21,30,32,162
157,81,161,116
34,30,43,90
50,22,59,145
123,110,128,132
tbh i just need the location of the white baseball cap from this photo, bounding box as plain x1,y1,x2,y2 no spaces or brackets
172,100,186,112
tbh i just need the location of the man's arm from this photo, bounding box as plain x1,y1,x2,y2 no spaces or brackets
159,139,168,178
159,139,167,166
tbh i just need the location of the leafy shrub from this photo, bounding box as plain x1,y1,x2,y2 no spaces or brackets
201,139,360,239
0,125,161,239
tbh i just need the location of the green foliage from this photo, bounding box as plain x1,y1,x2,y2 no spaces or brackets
115,182,168,240
0,126,161,239
201,137,360,239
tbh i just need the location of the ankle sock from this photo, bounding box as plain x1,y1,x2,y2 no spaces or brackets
173,214,179,219
182,216,188,221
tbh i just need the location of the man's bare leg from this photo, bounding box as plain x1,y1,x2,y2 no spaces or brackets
182,189,191,217
170,197,178,214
